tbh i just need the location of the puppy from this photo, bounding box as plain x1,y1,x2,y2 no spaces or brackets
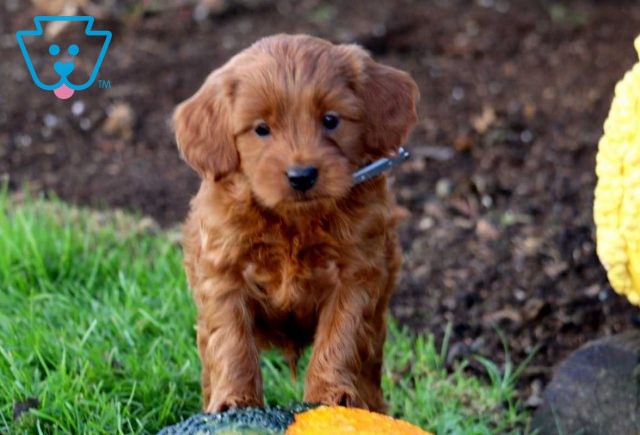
174,34,418,413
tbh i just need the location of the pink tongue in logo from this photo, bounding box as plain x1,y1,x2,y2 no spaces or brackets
53,84,74,99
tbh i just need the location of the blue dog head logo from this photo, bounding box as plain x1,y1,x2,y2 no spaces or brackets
16,16,111,99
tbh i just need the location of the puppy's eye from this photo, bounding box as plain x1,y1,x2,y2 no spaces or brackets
254,123,270,137
322,113,340,130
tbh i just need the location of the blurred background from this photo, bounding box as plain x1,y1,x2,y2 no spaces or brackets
2,0,640,406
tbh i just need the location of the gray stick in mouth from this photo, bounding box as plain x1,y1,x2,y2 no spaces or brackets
352,147,411,185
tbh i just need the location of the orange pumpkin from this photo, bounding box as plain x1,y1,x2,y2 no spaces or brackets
287,406,431,435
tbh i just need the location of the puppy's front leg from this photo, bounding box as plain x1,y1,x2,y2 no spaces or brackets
304,287,373,408
197,282,262,412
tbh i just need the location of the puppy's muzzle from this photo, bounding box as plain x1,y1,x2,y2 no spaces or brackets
286,166,318,192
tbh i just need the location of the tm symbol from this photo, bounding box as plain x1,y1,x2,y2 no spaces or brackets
98,80,111,89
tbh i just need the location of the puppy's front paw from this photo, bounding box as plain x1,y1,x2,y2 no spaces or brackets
206,395,263,413
304,383,366,409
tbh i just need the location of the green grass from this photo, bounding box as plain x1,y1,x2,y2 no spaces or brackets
0,192,529,434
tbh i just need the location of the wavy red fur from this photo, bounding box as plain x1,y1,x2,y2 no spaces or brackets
174,34,418,413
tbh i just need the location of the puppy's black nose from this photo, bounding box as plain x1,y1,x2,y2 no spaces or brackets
286,166,318,192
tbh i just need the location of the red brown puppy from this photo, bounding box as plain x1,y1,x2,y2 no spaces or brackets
174,34,418,413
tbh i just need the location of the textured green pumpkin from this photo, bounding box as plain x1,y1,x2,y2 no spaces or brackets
158,404,315,435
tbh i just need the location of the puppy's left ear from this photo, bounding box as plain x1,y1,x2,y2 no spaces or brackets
346,46,419,159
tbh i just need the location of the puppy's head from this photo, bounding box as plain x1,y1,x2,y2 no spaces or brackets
174,34,418,211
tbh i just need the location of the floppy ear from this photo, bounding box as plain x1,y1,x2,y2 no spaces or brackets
173,73,239,181
348,47,419,159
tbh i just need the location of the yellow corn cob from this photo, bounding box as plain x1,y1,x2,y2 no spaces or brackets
286,406,431,435
594,35,640,306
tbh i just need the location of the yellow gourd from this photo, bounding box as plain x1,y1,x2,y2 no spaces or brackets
286,406,431,435
594,35,640,306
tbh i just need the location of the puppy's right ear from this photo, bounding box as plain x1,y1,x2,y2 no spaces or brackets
173,73,239,181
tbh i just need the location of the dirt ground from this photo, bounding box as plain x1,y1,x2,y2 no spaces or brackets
2,0,640,405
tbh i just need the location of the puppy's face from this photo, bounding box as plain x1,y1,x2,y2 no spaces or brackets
174,35,418,212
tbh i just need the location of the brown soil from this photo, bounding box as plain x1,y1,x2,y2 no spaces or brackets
3,0,640,405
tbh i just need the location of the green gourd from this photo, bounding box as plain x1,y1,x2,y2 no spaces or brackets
158,404,315,435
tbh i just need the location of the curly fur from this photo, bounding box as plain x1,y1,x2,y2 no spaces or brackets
174,34,418,413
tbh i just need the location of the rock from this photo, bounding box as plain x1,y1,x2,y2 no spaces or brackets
532,332,640,435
